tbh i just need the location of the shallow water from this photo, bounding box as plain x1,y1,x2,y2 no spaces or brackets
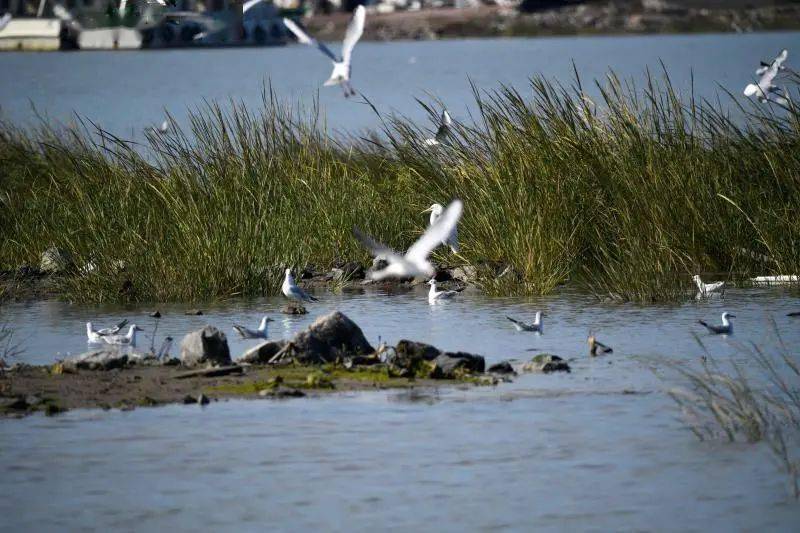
2,32,799,138
2,287,800,530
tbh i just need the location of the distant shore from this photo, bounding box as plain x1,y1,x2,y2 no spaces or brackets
306,3,800,41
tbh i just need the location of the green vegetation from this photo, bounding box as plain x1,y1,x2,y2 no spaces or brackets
1,72,799,303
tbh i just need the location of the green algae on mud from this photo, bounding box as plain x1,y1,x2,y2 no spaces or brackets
1,71,799,304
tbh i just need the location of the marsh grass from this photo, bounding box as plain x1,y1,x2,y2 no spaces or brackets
1,71,798,302
668,323,800,498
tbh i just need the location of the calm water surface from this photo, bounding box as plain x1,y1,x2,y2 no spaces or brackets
1,287,800,530
1,32,799,137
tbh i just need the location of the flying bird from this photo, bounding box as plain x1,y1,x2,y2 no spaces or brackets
282,268,318,302
588,333,613,356
756,49,788,76
423,109,452,146
506,312,543,333
423,202,459,253
744,48,789,105
283,6,365,97
427,279,460,303
698,312,735,335
354,199,464,281
692,275,725,297
233,316,274,339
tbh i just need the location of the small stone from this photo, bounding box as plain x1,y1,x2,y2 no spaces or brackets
185,309,204,316
182,395,197,404
149,310,162,318
281,303,307,315
487,361,516,375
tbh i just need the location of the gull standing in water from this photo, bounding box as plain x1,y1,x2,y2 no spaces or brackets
588,333,613,356
233,316,274,339
693,275,725,297
283,6,365,98
427,279,460,303
698,312,735,335
423,203,459,253
744,49,790,105
282,269,318,302
506,312,543,333
423,110,452,146
99,324,143,346
354,199,463,281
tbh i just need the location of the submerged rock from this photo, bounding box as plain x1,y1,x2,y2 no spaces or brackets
237,340,289,365
290,311,374,364
281,303,307,315
389,340,485,379
487,361,516,375
430,352,486,379
522,354,571,373
63,350,129,371
180,326,231,367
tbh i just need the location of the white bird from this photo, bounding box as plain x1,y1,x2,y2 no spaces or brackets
693,275,725,296
698,312,735,335
99,324,143,346
0,13,11,32
283,6,365,97
423,202,459,253
86,319,129,343
744,49,789,104
354,199,464,281
282,268,318,302
233,316,274,339
423,109,452,146
756,49,788,76
506,312,543,333
427,279,459,303
156,120,168,133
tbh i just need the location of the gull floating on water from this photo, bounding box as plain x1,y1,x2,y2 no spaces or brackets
282,268,318,302
283,6,365,98
744,48,790,105
99,324,143,346
588,333,613,356
233,316,274,339
506,312,543,333
423,110,452,146
423,202,459,253
693,275,725,297
86,320,129,343
698,312,735,335
354,199,464,281
0,13,12,32
427,279,460,303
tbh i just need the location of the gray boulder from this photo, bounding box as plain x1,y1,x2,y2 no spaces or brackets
180,326,231,367
487,360,516,375
40,246,73,274
237,340,289,364
522,354,570,373
429,352,486,379
64,350,128,371
290,311,374,364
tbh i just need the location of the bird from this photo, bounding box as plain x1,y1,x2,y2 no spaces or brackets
698,312,735,335
588,333,613,356
422,202,459,253
282,268,318,302
693,275,725,296
156,336,173,360
506,312,543,333
0,13,12,32
423,109,452,146
156,120,168,133
744,49,789,104
86,319,129,343
233,316,274,339
99,324,143,346
282,6,365,98
427,279,460,303
787,311,800,317
354,199,463,281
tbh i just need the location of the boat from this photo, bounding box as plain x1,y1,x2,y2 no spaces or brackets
0,17,61,51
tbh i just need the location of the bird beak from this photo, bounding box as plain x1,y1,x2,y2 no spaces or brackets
728,314,736,318
135,326,144,331
421,206,433,214
267,318,275,322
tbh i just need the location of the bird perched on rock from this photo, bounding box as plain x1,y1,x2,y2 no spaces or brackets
233,316,274,339
282,268,318,302
698,312,735,335
588,333,613,356
506,312,543,333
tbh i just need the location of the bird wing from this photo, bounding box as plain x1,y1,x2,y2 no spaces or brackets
353,227,403,263
775,49,788,67
743,83,761,97
506,316,527,328
433,110,452,143
406,199,463,262
283,17,339,62
0,13,11,30
341,5,365,67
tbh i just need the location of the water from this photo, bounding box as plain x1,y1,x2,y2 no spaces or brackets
2,287,800,530
1,32,799,139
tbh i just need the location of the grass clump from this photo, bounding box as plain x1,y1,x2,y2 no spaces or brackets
1,72,799,303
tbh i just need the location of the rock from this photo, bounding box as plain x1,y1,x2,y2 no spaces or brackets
290,311,374,364
198,394,210,405
182,395,197,404
429,352,486,379
237,340,289,364
339,261,365,280
522,354,571,373
306,372,334,389
64,350,129,371
15,265,43,279
281,303,307,315
487,361,516,375
387,340,441,377
39,246,73,274
185,309,204,316
261,386,305,398
433,269,453,282
149,310,162,318
179,326,231,367
450,265,477,283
